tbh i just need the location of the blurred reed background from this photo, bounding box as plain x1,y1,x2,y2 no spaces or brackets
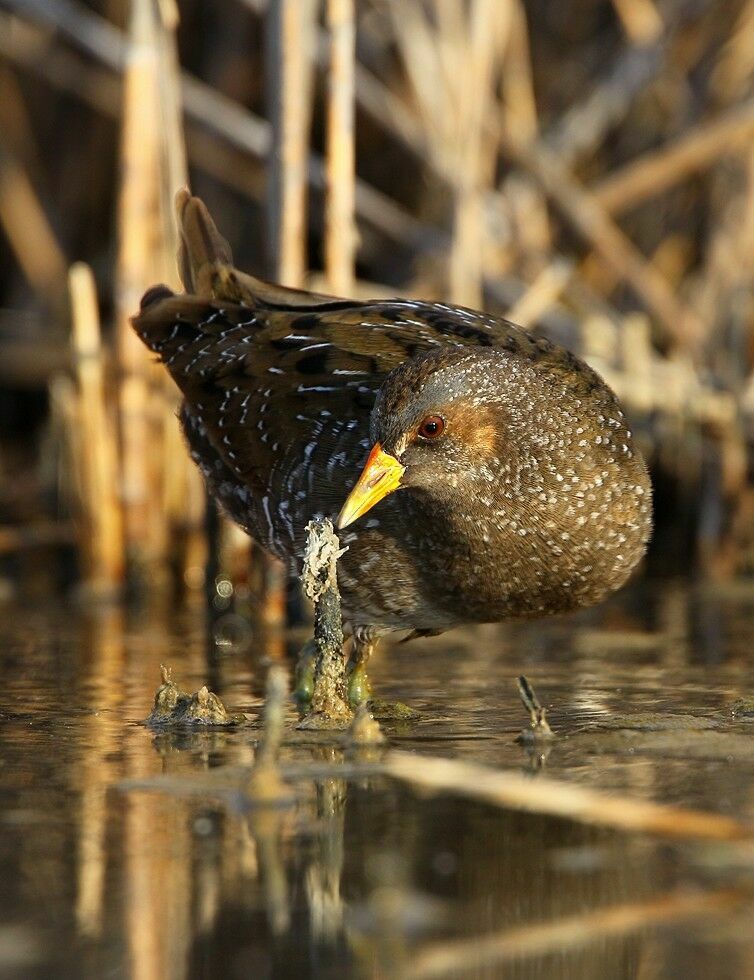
2,0,754,613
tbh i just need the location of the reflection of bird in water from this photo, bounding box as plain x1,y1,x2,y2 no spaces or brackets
133,192,652,699
347,851,449,979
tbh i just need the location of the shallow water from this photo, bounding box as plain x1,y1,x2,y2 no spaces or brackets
2,579,754,979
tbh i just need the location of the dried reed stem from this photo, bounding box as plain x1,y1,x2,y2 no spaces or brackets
449,0,507,308
711,0,754,99
263,0,321,636
595,101,754,215
504,133,704,351
389,0,510,307
385,751,750,840
116,0,166,573
409,887,743,978
0,522,75,555
69,262,124,592
152,0,206,589
48,373,82,538
1,8,432,252
498,0,551,263
501,0,538,143
506,259,572,328
115,0,195,585
0,142,66,307
266,0,317,286
325,0,356,295
153,0,185,278
610,0,663,46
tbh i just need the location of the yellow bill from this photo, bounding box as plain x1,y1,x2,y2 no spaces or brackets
337,443,405,529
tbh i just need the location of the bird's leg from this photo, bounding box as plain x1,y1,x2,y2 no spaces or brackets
346,626,376,707
346,627,420,720
293,637,318,707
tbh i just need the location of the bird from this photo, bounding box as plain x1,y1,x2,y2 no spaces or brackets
133,191,652,702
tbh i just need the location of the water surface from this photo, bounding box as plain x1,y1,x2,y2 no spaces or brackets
2,579,754,978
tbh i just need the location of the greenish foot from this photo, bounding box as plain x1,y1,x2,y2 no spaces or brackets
346,659,420,720
346,659,372,707
298,640,421,722
293,637,317,708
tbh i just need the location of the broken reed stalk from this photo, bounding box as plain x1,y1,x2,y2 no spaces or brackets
48,374,83,555
266,0,317,287
68,262,124,593
0,141,67,314
256,667,288,767
498,0,551,264
389,0,508,307
248,666,291,802
115,0,204,592
594,100,754,216
502,132,704,352
409,887,743,978
450,0,509,309
116,0,168,575
297,519,353,730
384,751,750,841
325,0,356,295
515,674,554,741
262,0,322,636
2,6,433,252
610,0,663,47
152,0,207,593
505,259,573,328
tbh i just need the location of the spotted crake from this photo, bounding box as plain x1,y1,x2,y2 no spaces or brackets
132,191,652,680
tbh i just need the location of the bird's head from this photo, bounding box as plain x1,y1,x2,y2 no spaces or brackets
337,347,512,528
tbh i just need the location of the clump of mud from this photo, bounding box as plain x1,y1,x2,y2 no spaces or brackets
144,665,246,729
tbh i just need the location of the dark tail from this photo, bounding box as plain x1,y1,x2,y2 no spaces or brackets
135,189,234,316
174,188,233,295
132,190,347,358
132,190,236,355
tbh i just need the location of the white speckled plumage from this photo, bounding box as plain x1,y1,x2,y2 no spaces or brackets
133,193,652,648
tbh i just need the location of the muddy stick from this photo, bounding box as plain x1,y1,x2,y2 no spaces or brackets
249,666,292,802
515,674,555,743
297,518,353,729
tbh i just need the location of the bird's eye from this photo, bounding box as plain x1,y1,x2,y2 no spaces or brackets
417,415,446,440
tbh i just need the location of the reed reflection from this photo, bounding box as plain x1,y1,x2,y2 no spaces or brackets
4,583,754,978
